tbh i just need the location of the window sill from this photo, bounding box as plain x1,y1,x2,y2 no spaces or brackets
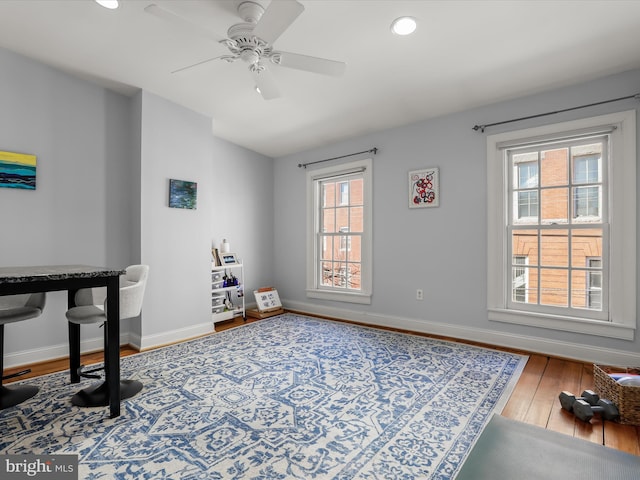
488,308,634,340
306,289,371,305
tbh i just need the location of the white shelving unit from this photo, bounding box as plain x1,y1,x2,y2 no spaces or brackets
211,263,245,323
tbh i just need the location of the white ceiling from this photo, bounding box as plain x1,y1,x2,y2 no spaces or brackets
1,0,639,157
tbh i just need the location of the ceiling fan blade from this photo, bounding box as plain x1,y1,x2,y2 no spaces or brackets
274,51,346,77
251,67,281,100
171,55,228,74
252,0,304,45
144,4,223,42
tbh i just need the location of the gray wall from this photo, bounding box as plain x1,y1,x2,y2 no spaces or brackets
138,91,215,348
0,48,133,361
208,134,275,294
136,91,274,349
274,68,640,365
1,48,275,365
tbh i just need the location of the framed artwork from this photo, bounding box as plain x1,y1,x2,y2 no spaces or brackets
169,178,197,209
0,150,37,190
409,167,439,208
253,288,282,312
220,252,239,265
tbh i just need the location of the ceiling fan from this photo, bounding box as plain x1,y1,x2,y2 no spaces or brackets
144,0,346,100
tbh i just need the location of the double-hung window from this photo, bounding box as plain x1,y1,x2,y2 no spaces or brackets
509,137,606,316
306,158,372,304
487,111,636,339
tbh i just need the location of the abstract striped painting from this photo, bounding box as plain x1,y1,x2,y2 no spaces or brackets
0,150,37,190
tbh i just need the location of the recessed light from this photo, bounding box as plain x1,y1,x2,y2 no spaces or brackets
391,16,417,36
95,0,119,9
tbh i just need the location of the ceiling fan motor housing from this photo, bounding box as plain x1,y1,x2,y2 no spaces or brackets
224,23,273,65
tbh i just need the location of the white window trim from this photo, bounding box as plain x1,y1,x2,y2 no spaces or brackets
487,110,636,340
306,158,372,304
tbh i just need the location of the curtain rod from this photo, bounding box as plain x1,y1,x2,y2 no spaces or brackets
472,93,640,133
298,147,378,168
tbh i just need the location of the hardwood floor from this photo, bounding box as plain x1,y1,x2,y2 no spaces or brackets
4,315,639,456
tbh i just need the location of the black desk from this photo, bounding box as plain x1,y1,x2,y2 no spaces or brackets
0,265,125,418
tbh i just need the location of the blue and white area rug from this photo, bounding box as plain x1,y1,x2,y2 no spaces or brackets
1,314,527,479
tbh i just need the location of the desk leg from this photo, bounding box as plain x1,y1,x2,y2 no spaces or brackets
68,289,80,384
106,276,121,418
68,324,81,383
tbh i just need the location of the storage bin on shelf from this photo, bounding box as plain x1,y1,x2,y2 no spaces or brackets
212,271,223,282
593,364,640,425
211,295,225,307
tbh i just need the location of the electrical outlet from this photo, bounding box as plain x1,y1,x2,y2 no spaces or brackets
416,289,424,300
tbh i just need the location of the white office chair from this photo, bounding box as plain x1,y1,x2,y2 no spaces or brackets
66,264,148,407
1,293,46,409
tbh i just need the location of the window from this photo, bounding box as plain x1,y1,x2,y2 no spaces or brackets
509,138,606,315
487,111,636,339
307,158,372,304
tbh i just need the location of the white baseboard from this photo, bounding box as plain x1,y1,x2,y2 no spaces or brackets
283,299,640,366
3,334,129,370
135,322,215,351
4,322,216,369
8,303,637,370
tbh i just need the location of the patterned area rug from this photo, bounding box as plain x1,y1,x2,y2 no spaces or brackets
1,314,527,479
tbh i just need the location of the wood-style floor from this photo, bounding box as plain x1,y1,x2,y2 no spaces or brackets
4,314,639,456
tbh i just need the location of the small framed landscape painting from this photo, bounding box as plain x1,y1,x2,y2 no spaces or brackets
409,167,439,208
169,178,197,209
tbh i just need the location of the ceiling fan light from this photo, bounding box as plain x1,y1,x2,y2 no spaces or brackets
391,16,417,36
95,0,119,9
